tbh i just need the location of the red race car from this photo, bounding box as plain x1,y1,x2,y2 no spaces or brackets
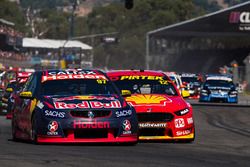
5,71,33,119
107,70,195,142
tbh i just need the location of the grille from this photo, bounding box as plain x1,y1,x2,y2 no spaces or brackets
139,128,166,136
210,97,227,102
74,129,108,139
70,110,111,118
139,128,172,137
137,113,174,122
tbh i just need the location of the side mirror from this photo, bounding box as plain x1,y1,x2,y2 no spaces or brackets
6,88,13,93
19,91,33,99
121,90,132,97
182,90,190,98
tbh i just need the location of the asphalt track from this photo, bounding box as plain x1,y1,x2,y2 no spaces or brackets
0,106,250,167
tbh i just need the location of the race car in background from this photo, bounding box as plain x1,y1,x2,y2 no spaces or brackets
5,71,33,119
165,72,190,98
180,73,203,99
199,74,238,103
1,79,16,115
107,70,195,142
12,69,138,144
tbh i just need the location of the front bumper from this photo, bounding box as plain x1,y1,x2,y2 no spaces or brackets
36,115,138,143
200,94,238,103
139,133,194,140
137,114,195,141
37,131,138,143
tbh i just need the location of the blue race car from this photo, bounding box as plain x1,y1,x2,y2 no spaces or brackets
199,75,238,103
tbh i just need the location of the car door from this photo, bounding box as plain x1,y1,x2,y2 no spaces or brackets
16,74,38,134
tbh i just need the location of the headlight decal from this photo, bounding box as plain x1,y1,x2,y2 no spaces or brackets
175,108,189,116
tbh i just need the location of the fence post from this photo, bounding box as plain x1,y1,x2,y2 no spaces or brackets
244,55,250,91
231,60,239,84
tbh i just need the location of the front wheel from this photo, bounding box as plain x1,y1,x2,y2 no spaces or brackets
30,114,38,144
11,117,18,141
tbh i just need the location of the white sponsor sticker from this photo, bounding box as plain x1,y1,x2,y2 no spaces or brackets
187,118,193,125
116,110,132,117
176,129,191,136
37,101,44,109
139,122,167,128
175,118,185,128
45,110,65,118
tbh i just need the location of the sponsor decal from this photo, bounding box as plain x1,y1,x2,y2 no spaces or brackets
47,121,59,135
54,100,121,109
45,110,65,118
181,73,197,77
126,94,172,106
122,120,131,131
48,69,97,75
122,120,132,135
207,77,232,81
139,122,167,128
187,117,193,125
175,118,185,128
54,101,89,109
73,120,110,129
18,78,28,83
176,129,191,136
36,101,44,109
17,72,32,77
122,130,132,135
53,96,116,102
229,11,250,31
42,74,107,82
208,87,231,90
180,108,189,115
116,110,132,117
146,108,152,113
120,76,164,81
89,101,121,108
87,111,95,119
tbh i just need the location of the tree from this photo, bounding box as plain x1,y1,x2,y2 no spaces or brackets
0,0,26,33
82,0,197,69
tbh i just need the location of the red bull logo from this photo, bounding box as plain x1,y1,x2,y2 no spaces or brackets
54,100,121,109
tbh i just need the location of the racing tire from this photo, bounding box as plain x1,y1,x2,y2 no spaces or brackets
31,113,38,144
11,117,18,142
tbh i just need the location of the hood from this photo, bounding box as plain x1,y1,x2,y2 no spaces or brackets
40,95,123,110
125,94,188,113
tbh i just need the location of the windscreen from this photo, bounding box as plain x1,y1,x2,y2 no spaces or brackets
205,80,234,88
181,77,198,83
112,77,178,96
41,79,117,96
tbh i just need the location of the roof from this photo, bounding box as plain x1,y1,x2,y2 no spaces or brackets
206,76,232,81
106,70,166,76
22,38,92,50
148,1,250,37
